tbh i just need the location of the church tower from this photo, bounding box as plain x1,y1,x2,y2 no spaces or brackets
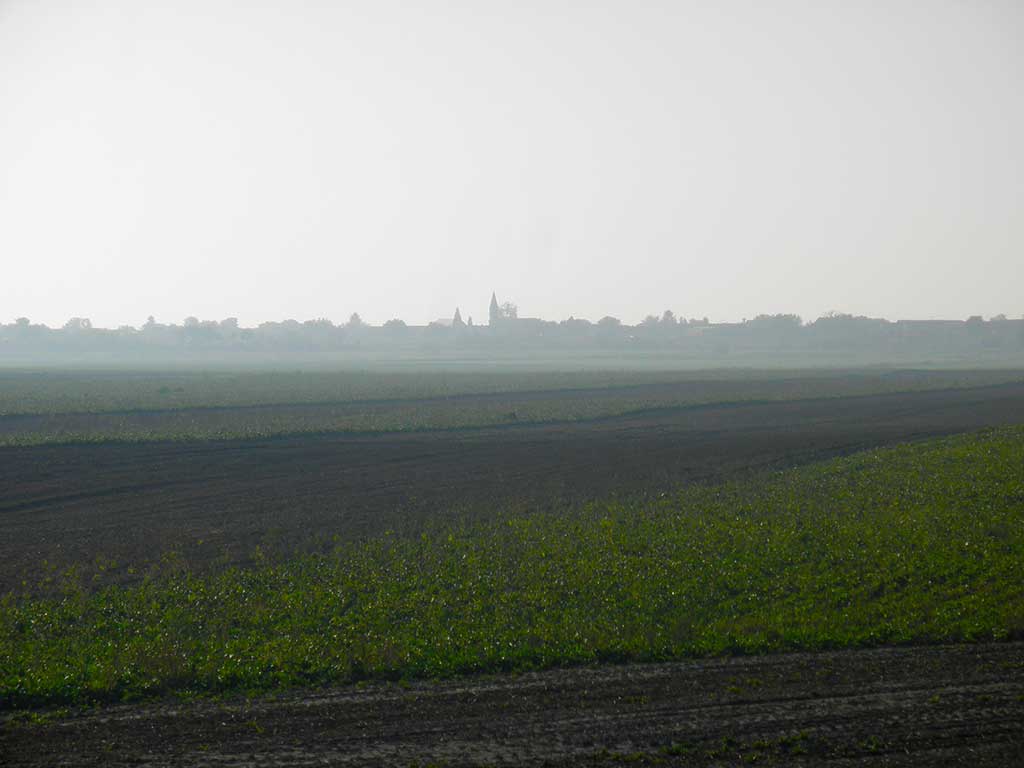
489,292,501,326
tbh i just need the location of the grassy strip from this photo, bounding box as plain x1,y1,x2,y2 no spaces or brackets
0,391,783,447
4,374,1024,448
0,390,971,448
0,368,811,416
2,428,1023,709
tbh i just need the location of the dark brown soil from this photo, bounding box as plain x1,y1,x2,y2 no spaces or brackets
3,642,1021,766
2,383,1024,592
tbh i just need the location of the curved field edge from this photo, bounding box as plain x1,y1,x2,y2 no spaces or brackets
0,392,960,448
3,373,1024,448
4,368,1020,417
2,427,1022,710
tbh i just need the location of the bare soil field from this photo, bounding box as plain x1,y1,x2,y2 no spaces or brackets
3,642,1021,766
2,382,1023,592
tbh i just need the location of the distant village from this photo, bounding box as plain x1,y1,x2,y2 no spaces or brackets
2,292,1023,366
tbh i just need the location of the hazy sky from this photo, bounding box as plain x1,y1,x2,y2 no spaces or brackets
1,1,1021,328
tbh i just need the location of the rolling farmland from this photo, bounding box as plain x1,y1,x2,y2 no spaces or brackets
2,370,1023,765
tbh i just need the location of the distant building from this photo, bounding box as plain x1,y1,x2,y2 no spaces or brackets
489,292,501,326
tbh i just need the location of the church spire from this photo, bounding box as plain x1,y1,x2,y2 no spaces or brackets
489,292,500,326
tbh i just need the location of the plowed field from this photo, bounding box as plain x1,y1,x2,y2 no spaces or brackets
3,642,1021,766
2,382,1023,592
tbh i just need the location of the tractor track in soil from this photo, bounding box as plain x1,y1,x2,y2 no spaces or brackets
3,642,1022,766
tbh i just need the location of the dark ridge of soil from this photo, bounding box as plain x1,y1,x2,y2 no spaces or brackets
3,642,1022,766
2,383,1024,592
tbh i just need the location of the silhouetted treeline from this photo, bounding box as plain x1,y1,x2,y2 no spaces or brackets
2,309,1023,366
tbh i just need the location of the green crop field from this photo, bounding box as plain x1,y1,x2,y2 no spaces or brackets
3,426,1022,710
2,367,1019,415
0,368,698,414
1,368,1021,446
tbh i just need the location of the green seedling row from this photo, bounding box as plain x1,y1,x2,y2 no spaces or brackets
2,427,1022,709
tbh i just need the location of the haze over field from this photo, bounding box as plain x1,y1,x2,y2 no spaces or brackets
4,4,1024,763
2,0,1022,329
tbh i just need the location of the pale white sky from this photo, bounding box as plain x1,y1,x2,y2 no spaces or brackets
1,0,1021,328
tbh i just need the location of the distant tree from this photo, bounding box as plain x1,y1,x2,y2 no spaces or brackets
15,317,30,327
143,315,157,330
347,312,364,328
183,316,200,328
220,317,239,330
752,313,801,326
991,314,1008,322
383,318,407,329
561,316,592,330
641,314,659,327
304,317,333,327
660,310,677,325
63,317,92,331
597,316,621,328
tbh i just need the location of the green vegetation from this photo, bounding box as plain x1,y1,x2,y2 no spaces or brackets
0,369,703,415
1,368,1020,446
2,367,1018,416
2,427,1022,709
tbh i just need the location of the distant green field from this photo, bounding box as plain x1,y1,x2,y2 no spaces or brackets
1,368,1021,446
3,427,1021,709
0,368,687,414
